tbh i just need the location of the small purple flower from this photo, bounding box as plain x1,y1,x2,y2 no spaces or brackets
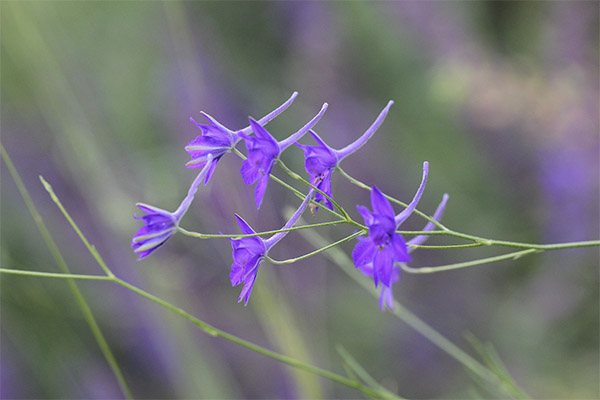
240,103,328,209
132,203,178,260
132,155,214,259
357,193,449,310
296,101,394,211
229,190,314,305
229,215,267,305
352,162,429,288
185,92,298,184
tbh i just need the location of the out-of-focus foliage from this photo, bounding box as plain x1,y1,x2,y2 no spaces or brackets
1,2,598,398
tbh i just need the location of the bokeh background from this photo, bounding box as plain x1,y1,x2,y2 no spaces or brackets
1,1,598,399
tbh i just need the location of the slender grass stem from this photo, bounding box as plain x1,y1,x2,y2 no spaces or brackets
297,225,519,398
111,278,395,399
38,176,114,278
407,243,485,250
1,144,133,400
0,268,114,281
178,220,346,239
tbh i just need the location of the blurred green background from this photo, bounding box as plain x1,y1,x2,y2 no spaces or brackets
1,1,598,398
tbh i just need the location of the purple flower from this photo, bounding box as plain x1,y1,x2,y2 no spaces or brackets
240,103,328,209
229,190,314,305
132,155,213,259
132,203,179,260
352,162,429,288
358,193,449,310
185,92,298,184
296,101,394,211
229,215,267,305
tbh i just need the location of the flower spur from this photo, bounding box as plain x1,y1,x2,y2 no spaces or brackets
296,100,394,211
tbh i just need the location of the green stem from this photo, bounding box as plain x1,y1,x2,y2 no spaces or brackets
401,249,539,274
38,176,114,278
268,231,364,265
339,166,600,251
0,268,113,281
178,220,346,239
277,159,352,222
407,243,485,250
1,144,133,400
111,278,392,399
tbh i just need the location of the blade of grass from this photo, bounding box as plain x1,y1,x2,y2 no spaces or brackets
1,144,133,399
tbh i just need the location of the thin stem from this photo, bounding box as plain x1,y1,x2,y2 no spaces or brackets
39,176,114,278
178,220,346,239
268,231,364,264
338,166,600,251
1,144,133,399
0,268,114,281
401,249,539,274
112,278,392,399
264,189,314,248
277,159,353,223
407,243,485,250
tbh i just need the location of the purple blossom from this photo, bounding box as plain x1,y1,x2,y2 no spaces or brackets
229,190,314,305
185,92,298,184
296,101,394,211
240,103,328,209
352,162,429,288
358,193,449,310
132,155,213,259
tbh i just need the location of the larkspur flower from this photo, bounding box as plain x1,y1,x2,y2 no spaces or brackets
185,92,298,184
132,155,213,259
358,193,449,310
352,162,429,288
296,101,394,211
229,190,314,305
240,103,328,209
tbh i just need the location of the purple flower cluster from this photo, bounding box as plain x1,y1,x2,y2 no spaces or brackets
131,93,449,309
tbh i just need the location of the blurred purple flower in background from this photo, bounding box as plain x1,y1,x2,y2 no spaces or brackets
296,101,394,211
240,103,328,209
132,154,213,259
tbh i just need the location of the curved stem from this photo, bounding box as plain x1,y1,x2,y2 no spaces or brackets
278,102,328,150
401,249,540,274
267,231,364,265
277,159,353,223
178,220,346,239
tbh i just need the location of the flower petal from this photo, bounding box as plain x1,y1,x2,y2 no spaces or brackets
371,187,395,219
374,247,394,287
234,214,257,235
356,205,375,226
352,237,378,268
241,160,260,185
254,174,270,209
390,234,411,263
